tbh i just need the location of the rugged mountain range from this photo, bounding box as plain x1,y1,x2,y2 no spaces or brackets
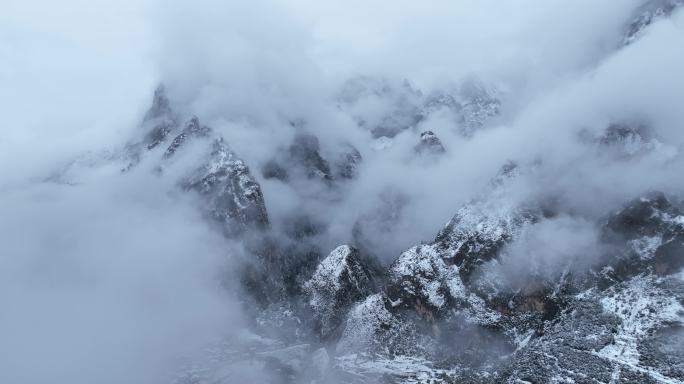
47,1,684,383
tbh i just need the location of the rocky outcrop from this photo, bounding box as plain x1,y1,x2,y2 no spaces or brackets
333,143,363,179
334,162,684,383
182,137,269,236
287,133,332,180
141,85,177,151
499,273,684,383
457,78,501,136
337,76,501,139
386,244,465,318
163,116,211,158
590,122,663,159
414,131,446,155
602,191,684,280
623,0,684,46
338,76,424,138
433,166,541,282
131,87,270,236
262,132,331,181
499,298,622,383
303,245,374,339
263,132,363,184
422,91,460,118
333,163,540,365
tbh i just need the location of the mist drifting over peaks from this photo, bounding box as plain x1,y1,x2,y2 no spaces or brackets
2,0,684,383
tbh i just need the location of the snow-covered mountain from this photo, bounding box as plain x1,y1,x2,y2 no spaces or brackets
4,1,684,383
128,3,684,378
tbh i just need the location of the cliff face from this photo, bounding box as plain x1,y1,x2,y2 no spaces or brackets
126,87,270,237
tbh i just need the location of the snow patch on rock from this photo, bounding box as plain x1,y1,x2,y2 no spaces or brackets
598,275,684,367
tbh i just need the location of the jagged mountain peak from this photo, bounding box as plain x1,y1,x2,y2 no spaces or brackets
303,245,374,339
337,75,502,139
414,130,446,155
144,84,173,122
623,0,684,45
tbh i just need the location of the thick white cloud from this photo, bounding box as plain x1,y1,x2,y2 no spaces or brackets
0,163,241,384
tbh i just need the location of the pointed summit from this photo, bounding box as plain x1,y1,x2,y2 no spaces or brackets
414,130,446,155
144,84,172,122
140,85,177,151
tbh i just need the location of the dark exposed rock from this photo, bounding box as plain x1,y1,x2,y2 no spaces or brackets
127,87,270,238
495,280,684,384
422,91,461,118
303,245,374,339
243,232,322,303
240,238,290,305
623,0,684,46
458,79,501,136
338,76,501,139
333,143,363,179
163,116,211,158
470,272,567,330
263,135,362,184
433,191,540,283
182,137,269,236
262,159,289,181
142,85,177,150
485,194,684,383
280,244,323,297
281,214,325,240
121,85,177,170
599,122,652,147
595,122,661,158
144,85,172,121
371,114,424,139
262,132,333,182
338,76,424,139
288,133,332,180
247,215,330,305
605,191,674,239
602,191,684,279
414,131,446,155
143,119,176,152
